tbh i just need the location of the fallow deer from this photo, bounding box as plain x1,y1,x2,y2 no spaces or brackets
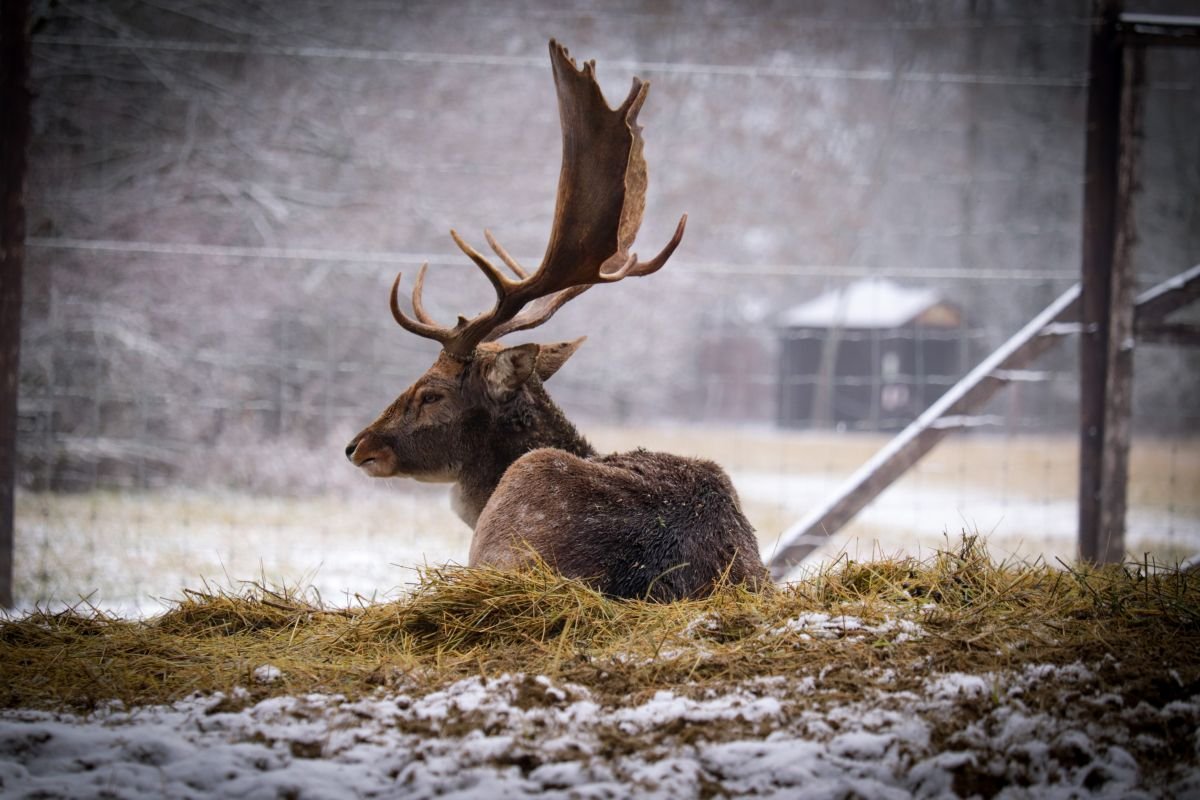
346,40,767,601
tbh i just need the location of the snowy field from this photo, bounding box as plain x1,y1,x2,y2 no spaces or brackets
2,662,1197,798
12,429,1200,616
3,527,1198,798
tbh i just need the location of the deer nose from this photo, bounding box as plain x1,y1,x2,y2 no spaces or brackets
344,439,359,461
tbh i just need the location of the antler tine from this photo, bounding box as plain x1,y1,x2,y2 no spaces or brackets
409,263,439,325
595,214,687,283
628,213,688,278
484,229,529,279
596,252,638,284
449,229,514,295
483,285,591,342
390,270,454,344
633,214,691,277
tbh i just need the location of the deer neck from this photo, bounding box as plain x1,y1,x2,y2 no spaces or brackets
451,383,595,527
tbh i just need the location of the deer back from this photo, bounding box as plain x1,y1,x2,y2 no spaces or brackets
471,448,768,601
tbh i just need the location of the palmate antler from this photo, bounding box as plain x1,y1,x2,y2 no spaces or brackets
390,39,687,360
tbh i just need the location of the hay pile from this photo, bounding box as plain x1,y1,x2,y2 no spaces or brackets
2,537,1198,713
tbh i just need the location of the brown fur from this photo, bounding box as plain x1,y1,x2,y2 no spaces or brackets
347,341,768,601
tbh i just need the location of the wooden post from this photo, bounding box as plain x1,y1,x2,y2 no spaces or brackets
0,0,31,608
868,330,881,431
1093,46,1143,563
1078,0,1124,564
811,328,837,428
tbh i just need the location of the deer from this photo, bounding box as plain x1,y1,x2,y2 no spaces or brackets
345,40,768,601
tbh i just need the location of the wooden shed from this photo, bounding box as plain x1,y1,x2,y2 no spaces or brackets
777,279,967,430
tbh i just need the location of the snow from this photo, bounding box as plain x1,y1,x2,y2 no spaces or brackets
14,423,1199,616
741,469,1200,569
12,489,474,617
767,612,925,642
253,665,283,685
1,665,1196,798
924,672,991,701
989,369,1052,382
1040,322,1090,336
611,690,783,733
929,414,1005,429
777,278,944,329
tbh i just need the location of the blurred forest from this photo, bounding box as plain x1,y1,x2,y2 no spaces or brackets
17,0,1200,495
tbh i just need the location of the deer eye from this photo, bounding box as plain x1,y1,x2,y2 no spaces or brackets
420,391,443,406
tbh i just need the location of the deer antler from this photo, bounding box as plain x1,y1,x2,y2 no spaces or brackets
390,39,687,359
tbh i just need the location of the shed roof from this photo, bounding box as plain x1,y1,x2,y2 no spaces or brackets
778,278,945,329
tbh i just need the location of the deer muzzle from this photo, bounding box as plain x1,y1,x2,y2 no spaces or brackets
346,433,398,477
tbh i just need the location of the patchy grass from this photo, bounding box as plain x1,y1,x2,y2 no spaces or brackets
2,537,1197,716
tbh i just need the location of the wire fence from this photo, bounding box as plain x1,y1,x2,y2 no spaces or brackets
12,0,1200,613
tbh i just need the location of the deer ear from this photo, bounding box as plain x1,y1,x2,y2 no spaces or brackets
535,336,586,382
483,343,540,401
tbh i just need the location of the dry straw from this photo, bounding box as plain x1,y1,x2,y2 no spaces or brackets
2,536,1197,712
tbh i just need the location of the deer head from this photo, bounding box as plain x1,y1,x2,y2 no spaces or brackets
346,40,685,488
344,339,586,481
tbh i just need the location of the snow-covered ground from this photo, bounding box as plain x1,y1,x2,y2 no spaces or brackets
11,426,1199,615
11,419,1195,793
12,489,473,617
735,470,1200,568
13,461,1199,617
2,662,1196,799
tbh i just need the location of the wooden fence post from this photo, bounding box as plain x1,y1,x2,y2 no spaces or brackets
1078,0,1126,564
1093,45,1143,564
0,0,31,608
